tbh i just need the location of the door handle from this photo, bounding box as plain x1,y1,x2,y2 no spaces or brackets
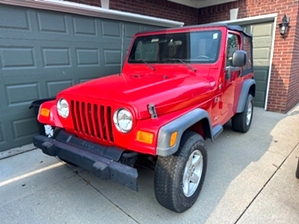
225,67,232,80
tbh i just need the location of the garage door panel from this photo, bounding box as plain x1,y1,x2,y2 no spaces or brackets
0,111,40,150
255,84,267,93
1,47,36,69
73,16,97,36
255,80,267,92
104,50,122,66
76,46,101,67
0,85,41,116
37,11,67,33
125,24,142,38
39,41,99,68
254,68,268,82
251,23,273,36
254,91,265,108
6,83,39,106
253,37,272,48
46,80,74,98
13,117,38,141
0,6,30,30
76,48,100,66
42,47,71,68
253,49,271,60
102,20,121,37
254,60,271,67
253,48,271,61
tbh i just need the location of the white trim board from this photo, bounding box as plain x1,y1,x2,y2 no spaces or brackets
0,0,184,27
222,13,278,25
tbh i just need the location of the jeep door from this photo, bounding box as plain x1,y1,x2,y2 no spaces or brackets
219,31,242,123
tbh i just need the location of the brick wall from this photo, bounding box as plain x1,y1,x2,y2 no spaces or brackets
198,0,299,113
288,9,299,112
67,0,199,25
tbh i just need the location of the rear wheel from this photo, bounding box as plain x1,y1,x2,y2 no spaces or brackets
232,94,253,133
154,131,207,213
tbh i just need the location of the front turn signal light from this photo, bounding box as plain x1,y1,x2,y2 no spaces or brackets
170,131,178,147
136,131,154,144
40,108,50,117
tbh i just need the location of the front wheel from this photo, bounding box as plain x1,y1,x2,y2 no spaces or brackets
154,131,207,213
232,94,253,133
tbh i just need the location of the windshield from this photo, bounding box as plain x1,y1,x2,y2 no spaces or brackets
128,30,221,64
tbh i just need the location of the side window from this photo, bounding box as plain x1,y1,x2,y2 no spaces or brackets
190,31,220,62
226,34,240,66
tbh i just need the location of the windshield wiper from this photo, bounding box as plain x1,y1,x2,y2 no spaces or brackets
135,59,155,71
163,58,196,72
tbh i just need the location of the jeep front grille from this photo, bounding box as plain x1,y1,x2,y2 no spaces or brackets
70,100,114,142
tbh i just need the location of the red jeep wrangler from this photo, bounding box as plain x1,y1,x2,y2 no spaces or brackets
33,24,255,213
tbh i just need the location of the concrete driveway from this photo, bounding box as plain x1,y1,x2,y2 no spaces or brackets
1,107,299,224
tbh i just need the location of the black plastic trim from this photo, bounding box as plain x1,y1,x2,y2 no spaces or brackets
32,131,138,190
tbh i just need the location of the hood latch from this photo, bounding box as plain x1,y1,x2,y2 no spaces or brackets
148,104,158,119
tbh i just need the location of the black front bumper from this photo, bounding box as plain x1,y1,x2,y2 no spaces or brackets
33,130,138,190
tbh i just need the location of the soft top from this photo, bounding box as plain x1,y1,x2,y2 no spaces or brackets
136,23,252,38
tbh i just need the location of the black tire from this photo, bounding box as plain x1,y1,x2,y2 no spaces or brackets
296,159,299,179
154,131,207,213
232,94,253,133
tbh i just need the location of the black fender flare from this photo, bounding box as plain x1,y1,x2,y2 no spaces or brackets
156,108,214,156
236,79,256,113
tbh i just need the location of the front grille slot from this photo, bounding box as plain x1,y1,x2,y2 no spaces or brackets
71,100,114,142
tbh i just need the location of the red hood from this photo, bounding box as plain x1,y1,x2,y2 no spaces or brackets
58,71,217,119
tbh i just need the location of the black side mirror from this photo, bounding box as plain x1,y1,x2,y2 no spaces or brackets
232,50,247,67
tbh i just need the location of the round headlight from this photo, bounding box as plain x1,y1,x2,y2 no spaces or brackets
57,98,69,118
113,109,133,133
